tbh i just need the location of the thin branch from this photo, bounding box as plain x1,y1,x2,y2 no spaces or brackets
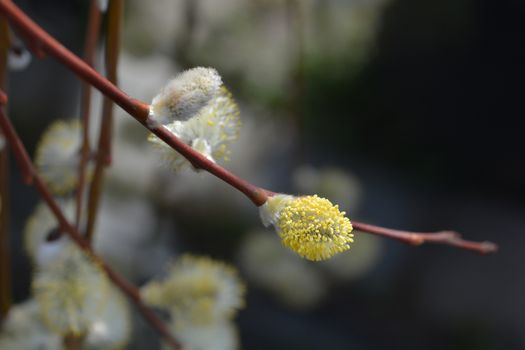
0,0,497,255
0,139,10,320
76,0,103,230
0,8,10,318
101,0,121,166
352,221,498,255
85,0,121,242
0,101,181,349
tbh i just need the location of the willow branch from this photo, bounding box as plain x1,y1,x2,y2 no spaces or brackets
85,0,121,242
0,8,10,318
101,0,121,166
76,0,102,230
353,221,498,254
0,138,9,320
0,0,267,206
0,101,181,349
0,0,497,255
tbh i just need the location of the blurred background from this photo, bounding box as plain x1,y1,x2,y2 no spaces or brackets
3,0,525,349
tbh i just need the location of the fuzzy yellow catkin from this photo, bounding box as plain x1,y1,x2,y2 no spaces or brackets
260,194,354,261
32,247,110,337
148,86,241,170
34,119,88,195
142,254,245,326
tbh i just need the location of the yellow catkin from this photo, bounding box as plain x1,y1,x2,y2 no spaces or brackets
32,247,109,336
148,87,240,170
34,119,87,195
141,254,245,326
275,195,353,261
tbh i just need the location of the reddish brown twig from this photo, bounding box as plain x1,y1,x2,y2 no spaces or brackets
101,0,121,167
0,103,180,349
352,221,498,254
0,0,497,256
0,144,10,318
85,0,122,242
0,144,10,320
76,0,103,230
0,10,10,319
71,6,104,346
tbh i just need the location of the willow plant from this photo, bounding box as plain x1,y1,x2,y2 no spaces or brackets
0,1,497,349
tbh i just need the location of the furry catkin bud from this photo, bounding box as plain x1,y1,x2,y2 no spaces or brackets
149,67,223,126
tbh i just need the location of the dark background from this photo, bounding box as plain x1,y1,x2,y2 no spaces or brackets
4,0,525,349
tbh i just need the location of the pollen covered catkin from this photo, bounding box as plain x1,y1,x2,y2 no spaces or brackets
260,194,354,261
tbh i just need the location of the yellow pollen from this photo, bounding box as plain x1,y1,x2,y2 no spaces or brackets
276,195,353,261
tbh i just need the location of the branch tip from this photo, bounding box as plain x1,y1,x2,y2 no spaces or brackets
479,241,498,254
